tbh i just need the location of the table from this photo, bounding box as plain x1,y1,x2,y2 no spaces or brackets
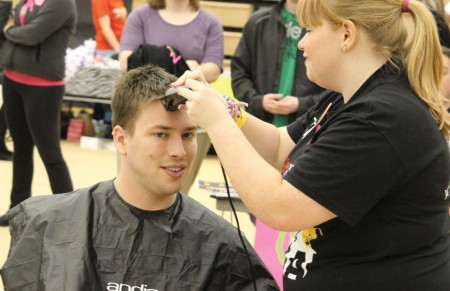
215,196,249,213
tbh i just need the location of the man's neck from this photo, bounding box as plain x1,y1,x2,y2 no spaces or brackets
114,174,178,211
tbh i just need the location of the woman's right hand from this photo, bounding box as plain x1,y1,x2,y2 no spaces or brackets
171,69,207,87
173,70,231,132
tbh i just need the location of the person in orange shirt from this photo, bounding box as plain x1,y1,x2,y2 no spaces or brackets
92,0,127,58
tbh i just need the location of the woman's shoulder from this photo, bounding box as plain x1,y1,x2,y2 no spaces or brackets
126,5,161,28
129,5,158,18
197,8,221,25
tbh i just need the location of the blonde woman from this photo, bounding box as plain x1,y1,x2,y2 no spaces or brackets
174,0,450,289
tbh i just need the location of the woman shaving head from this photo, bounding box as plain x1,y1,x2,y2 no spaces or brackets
170,1,450,289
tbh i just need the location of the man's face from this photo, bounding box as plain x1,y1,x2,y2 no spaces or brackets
441,54,450,110
120,100,198,201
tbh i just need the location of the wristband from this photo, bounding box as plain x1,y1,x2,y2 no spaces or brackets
222,95,248,128
235,107,247,128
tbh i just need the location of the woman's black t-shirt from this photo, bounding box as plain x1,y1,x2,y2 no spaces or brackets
283,65,450,290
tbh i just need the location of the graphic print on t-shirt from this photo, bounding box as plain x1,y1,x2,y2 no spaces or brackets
281,149,323,280
283,227,323,280
281,104,334,281
445,183,449,201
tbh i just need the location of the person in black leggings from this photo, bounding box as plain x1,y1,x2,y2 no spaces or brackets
0,106,12,160
0,0,76,227
0,78,73,226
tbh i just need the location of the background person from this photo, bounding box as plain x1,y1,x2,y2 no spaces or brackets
421,0,447,18
0,107,12,161
92,0,127,58
231,0,325,127
119,0,223,83
174,0,450,289
1,64,280,290
418,0,450,46
0,0,76,227
0,0,13,162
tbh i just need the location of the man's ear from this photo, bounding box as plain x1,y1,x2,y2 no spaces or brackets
112,125,127,155
341,19,358,51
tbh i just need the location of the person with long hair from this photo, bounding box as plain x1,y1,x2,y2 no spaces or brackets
173,0,450,289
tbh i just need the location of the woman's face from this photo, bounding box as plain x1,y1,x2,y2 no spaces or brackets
297,19,343,90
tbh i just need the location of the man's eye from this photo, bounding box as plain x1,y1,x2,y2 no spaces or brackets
182,133,195,139
155,133,167,138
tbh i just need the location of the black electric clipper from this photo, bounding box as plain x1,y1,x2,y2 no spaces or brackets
162,86,188,111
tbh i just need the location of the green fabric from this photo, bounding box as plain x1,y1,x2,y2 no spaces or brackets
273,6,302,127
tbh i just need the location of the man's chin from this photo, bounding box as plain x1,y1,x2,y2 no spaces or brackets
164,184,183,195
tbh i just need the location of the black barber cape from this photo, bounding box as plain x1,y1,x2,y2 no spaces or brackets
1,180,279,290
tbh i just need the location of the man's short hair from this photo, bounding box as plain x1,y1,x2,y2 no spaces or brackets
111,64,177,133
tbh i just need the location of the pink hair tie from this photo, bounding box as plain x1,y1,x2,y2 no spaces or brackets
402,0,410,13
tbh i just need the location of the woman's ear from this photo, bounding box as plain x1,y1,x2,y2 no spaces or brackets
112,125,127,155
340,19,358,52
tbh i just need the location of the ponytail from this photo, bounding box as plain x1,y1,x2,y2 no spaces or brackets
404,1,450,137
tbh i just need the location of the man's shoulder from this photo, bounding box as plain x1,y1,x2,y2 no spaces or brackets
7,180,113,223
180,194,236,230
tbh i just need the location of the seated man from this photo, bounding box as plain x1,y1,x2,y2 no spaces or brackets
0,65,279,290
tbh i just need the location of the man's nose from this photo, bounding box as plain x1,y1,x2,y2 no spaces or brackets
168,137,187,157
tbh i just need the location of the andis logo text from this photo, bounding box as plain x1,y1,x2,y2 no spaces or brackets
106,283,158,291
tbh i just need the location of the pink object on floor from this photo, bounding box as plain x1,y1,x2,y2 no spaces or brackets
254,219,292,290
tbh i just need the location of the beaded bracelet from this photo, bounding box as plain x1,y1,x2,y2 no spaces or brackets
222,95,248,128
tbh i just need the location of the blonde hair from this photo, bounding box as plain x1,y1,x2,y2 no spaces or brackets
419,0,446,19
147,0,200,10
298,0,450,137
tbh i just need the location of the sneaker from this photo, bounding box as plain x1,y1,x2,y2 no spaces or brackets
0,214,9,226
